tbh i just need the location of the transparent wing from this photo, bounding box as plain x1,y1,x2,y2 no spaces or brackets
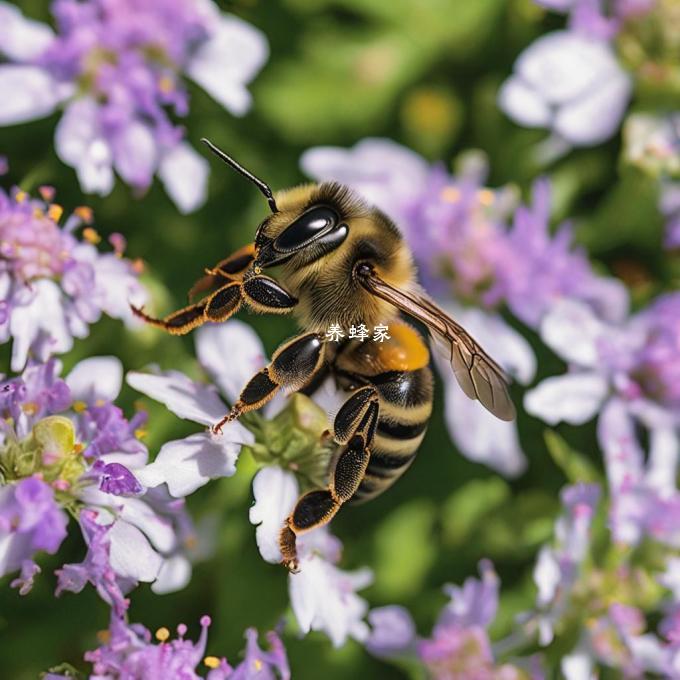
356,266,516,421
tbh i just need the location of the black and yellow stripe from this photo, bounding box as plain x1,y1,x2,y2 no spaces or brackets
350,366,433,503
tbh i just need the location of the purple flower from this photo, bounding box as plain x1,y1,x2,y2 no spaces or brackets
498,179,628,329
0,356,197,600
660,182,680,251
531,484,600,645
534,0,655,40
0,476,68,580
49,612,290,680
498,30,631,147
0,187,147,370
366,561,533,679
0,1,268,213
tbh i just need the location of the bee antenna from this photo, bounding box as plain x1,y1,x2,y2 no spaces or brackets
201,138,278,213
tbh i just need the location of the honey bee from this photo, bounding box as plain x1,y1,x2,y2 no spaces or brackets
132,139,515,571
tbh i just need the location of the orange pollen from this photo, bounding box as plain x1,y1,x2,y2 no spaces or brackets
74,442,84,455
159,75,174,93
73,400,87,413
21,402,38,415
74,206,94,223
83,227,101,244
477,189,495,206
132,258,145,274
441,186,461,203
97,629,112,644
48,204,64,222
155,627,170,642
204,657,221,669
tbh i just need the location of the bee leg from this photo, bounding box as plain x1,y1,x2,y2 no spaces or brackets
241,274,298,314
212,332,325,433
131,281,242,335
279,390,379,571
188,243,256,301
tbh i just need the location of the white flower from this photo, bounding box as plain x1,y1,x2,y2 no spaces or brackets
127,321,263,497
289,529,373,648
498,30,632,146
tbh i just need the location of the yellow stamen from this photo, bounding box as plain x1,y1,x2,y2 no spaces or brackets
441,186,461,203
33,207,45,218
132,258,145,274
155,627,170,642
184,534,198,550
97,629,111,644
95,399,106,407
204,657,220,669
477,189,495,206
83,227,101,244
74,442,84,455
159,75,174,93
21,402,38,416
73,400,88,413
254,659,263,671
15,190,27,203
48,204,64,222
74,206,93,223
134,428,147,440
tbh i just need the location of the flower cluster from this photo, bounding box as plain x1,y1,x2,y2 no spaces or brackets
0,356,195,610
45,614,289,679
0,185,146,370
0,0,268,212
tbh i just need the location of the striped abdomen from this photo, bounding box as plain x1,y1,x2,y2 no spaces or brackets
351,366,433,503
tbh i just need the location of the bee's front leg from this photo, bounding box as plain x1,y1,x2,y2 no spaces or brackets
211,331,326,434
279,386,379,571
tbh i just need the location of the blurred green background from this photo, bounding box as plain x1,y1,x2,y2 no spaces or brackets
0,0,675,677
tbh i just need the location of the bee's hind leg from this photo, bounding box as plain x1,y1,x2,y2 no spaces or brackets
212,331,326,433
279,386,379,571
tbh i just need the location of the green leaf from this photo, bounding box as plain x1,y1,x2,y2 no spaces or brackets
544,429,600,484
373,500,437,598
441,477,510,546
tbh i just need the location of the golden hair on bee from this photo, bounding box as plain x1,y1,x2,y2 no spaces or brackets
131,139,515,572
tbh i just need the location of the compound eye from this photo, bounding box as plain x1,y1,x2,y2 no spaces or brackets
274,206,338,252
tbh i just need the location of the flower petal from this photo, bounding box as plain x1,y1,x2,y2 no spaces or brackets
195,320,267,405
151,554,192,594
0,2,54,61
158,142,209,214
186,14,268,116
441,376,526,476
118,498,176,553
9,279,72,371
135,430,248,498
554,66,631,145
366,606,416,658
301,138,430,223
55,98,114,196
0,65,63,125
645,428,679,495
516,31,618,104
126,370,228,426
540,299,605,367
249,467,298,564
524,372,608,425
112,121,158,190
66,356,123,403
107,520,162,582
497,76,552,128
290,554,372,647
